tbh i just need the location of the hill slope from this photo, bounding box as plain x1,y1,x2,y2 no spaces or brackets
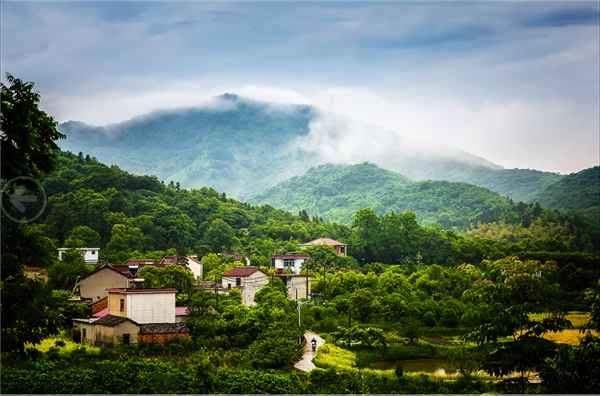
527,166,600,220
248,162,515,228
58,94,563,201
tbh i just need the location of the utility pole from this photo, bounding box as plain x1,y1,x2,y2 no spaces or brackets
214,275,219,310
306,262,309,301
323,262,326,303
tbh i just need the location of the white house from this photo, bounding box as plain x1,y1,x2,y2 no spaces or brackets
58,248,100,265
159,255,203,280
106,288,176,324
221,266,312,306
268,253,308,275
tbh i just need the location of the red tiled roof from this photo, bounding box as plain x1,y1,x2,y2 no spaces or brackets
27,267,45,271
175,307,188,316
106,288,177,293
222,266,270,277
187,256,202,264
93,308,108,318
80,263,136,280
125,259,158,265
160,255,178,264
269,254,308,259
299,238,347,246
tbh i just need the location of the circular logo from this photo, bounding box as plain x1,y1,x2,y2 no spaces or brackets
0,176,47,223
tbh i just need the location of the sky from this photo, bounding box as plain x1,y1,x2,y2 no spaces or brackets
2,1,599,175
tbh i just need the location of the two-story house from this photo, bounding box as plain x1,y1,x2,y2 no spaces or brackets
298,238,348,256
73,288,189,345
268,253,309,275
221,266,311,306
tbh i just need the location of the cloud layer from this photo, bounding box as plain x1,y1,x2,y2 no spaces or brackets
2,1,598,174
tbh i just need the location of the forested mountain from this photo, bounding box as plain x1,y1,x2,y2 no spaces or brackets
527,166,600,221
57,94,562,202
29,151,599,265
248,162,599,251
58,94,320,201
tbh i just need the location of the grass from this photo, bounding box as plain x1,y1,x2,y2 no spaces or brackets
313,343,356,371
25,334,100,354
313,342,514,381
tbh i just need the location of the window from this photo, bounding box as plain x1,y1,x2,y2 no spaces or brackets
122,334,130,344
120,298,125,311
83,328,86,338
236,278,241,286
270,258,275,268
284,259,294,267
228,283,231,289
91,250,96,255
340,246,345,254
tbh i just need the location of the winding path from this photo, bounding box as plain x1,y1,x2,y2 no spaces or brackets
294,331,325,372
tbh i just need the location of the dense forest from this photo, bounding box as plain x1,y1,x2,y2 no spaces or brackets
249,162,599,250
9,150,594,309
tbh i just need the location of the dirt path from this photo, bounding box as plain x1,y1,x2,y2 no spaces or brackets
294,331,325,372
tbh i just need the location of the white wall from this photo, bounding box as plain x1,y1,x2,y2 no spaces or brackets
127,292,175,324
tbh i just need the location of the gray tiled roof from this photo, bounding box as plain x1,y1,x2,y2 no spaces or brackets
139,322,189,334
93,314,138,327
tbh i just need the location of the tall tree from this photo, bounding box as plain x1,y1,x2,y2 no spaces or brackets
1,74,67,355
462,256,571,393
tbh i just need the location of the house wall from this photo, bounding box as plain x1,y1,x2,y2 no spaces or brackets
108,292,128,318
335,245,347,257
26,268,48,281
83,250,100,264
284,276,311,301
187,258,203,280
222,271,269,306
128,292,176,324
81,270,128,303
93,322,139,345
272,257,306,275
92,297,107,314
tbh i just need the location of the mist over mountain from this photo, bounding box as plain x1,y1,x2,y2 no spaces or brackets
58,94,563,201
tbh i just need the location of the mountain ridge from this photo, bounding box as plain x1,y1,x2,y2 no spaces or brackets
57,94,564,201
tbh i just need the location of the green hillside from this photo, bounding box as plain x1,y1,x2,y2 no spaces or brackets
248,162,514,227
398,160,564,203
247,162,599,251
527,166,600,220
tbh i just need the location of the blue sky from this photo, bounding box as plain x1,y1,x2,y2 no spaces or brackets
2,1,599,174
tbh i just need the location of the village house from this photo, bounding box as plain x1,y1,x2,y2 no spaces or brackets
217,252,251,266
268,253,308,275
58,247,101,265
221,266,311,306
160,255,203,280
298,238,348,257
79,261,164,303
73,288,189,346
26,267,48,281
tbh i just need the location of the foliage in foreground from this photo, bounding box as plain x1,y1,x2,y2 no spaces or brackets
0,358,494,394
